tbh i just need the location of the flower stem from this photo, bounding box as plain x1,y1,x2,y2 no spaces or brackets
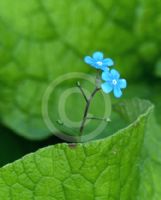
76,81,88,103
86,116,111,122
79,87,101,134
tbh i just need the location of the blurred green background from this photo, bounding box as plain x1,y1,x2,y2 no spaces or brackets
0,0,161,167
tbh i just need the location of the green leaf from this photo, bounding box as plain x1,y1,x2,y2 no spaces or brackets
137,113,161,199
0,98,158,200
123,83,161,124
0,0,161,139
111,98,161,199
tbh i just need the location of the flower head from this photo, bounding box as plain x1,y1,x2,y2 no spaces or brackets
101,69,127,98
84,51,114,70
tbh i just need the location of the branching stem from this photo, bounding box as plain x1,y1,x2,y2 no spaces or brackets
79,87,101,134
86,116,110,122
77,81,88,103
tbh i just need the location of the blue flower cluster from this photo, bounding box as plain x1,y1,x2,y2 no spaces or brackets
84,51,127,98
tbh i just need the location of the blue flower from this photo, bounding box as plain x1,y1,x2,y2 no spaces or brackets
101,69,127,98
84,51,114,70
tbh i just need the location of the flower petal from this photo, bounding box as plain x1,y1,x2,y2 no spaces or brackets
101,82,113,94
101,70,111,81
103,58,114,67
93,51,103,60
104,68,110,73
101,65,108,71
110,69,120,79
114,86,122,98
84,56,94,65
118,79,127,89
101,65,110,71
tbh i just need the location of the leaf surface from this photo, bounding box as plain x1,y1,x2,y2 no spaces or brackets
0,99,159,200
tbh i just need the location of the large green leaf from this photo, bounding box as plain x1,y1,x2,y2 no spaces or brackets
137,113,161,199
0,0,161,139
1,99,160,200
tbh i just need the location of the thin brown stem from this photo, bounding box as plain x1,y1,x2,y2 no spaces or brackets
79,87,101,134
76,81,88,103
95,70,101,87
